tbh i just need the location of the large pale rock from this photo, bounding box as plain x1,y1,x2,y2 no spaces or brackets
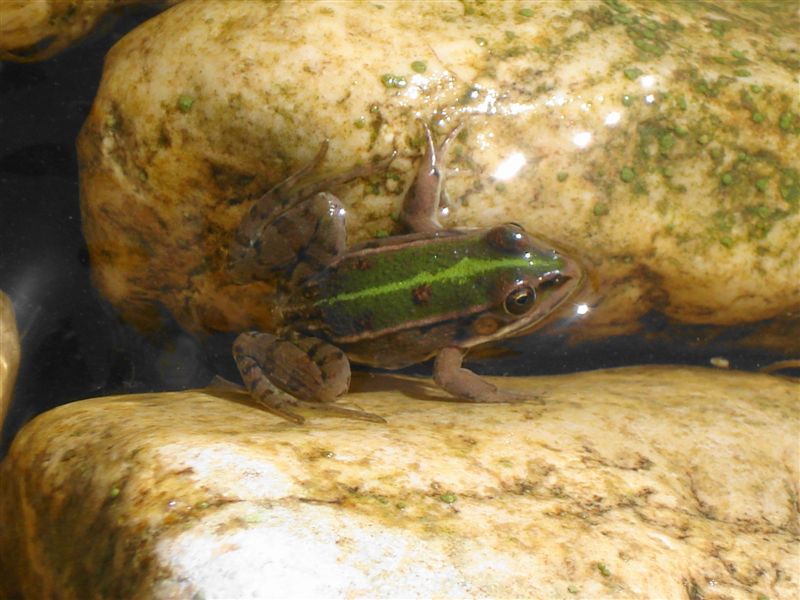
77,0,800,350
1,367,797,598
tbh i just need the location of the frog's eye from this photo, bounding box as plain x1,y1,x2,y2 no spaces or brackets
486,224,527,253
504,285,536,315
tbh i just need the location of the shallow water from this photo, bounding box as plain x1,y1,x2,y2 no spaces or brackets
1,4,797,457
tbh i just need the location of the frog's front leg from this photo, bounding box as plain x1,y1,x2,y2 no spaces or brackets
399,123,462,233
433,347,535,404
233,331,386,424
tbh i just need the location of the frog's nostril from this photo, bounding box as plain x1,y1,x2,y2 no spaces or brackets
539,275,565,291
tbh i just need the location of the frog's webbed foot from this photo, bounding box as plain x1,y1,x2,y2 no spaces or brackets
206,375,246,392
400,121,463,234
433,346,539,404
233,331,385,424
246,142,396,226
285,147,397,208
233,142,330,250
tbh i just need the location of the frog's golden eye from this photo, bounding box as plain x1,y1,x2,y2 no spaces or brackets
504,285,536,315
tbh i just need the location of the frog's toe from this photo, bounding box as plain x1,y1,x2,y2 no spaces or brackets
470,388,541,405
255,400,306,425
299,401,387,424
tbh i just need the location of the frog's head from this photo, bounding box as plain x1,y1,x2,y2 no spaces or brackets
459,223,584,348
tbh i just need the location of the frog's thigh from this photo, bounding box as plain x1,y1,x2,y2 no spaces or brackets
234,331,348,405
234,332,385,424
231,192,346,280
433,347,530,404
292,192,347,278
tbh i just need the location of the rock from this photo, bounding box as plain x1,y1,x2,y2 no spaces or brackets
77,0,800,351
0,0,155,62
0,291,20,432
1,366,797,598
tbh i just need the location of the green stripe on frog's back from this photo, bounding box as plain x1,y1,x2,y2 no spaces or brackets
312,235,563,340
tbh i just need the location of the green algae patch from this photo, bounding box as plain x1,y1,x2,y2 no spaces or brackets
594,203,610,217
620,166,636,182
410,60,427,74
176,94,195,113
380,73,407,89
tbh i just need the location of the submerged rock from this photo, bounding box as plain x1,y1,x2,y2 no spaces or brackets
78,0,800,353
1,367,797,598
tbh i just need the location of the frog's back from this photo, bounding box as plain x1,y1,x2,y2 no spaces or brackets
294,227,576,367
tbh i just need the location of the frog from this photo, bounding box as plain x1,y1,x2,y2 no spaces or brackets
227,124,584,424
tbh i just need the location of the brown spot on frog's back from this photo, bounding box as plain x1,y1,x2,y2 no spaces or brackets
353,257,372,271
353,313,374,333
412,283,432,306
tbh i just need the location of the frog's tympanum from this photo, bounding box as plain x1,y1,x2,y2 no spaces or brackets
228,125,584,423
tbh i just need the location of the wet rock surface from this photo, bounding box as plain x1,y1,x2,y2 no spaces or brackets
1,366,797,598
78,0,800,350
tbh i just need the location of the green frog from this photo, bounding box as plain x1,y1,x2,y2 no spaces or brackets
228,125,584,424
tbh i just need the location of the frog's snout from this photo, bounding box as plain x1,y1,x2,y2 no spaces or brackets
558,253,584,285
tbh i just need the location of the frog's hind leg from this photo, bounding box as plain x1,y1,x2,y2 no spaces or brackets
233,333,308,424
233,142,330,256
229,145,394,282
233,331,385,424
230,188,348,282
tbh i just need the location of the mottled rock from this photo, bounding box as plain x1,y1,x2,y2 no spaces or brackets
78,0,800,350
1,367,797,598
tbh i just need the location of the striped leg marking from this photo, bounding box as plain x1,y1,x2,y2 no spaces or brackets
233,331,385,424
